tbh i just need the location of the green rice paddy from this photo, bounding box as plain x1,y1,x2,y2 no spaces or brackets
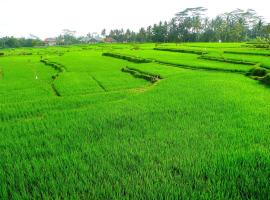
0,43,269,199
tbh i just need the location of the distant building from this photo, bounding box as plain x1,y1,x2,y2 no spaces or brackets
44,38,57,46
85,38,100,44
80,35,104,44
89,38,99,43
104,37,117,43
80,37,91,43
94,36,104,43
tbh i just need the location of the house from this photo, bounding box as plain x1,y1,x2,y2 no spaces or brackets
104,37,117,43
81,37,104,44
80,34,104,44
80,37,91,43
89,38,99,43
94,36,104,43
44,38,57,46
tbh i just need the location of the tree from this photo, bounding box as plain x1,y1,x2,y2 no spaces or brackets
146,26,152,42
152,21,167,42
101,29,106,37
0,36,44,48
175,7,207,42
61,29,78,45
125,29,132,42
168,18,179,42
137,28,147,42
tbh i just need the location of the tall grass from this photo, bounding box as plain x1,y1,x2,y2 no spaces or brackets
0,43,270,199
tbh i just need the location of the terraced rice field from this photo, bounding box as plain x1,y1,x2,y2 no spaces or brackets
0,43,270,199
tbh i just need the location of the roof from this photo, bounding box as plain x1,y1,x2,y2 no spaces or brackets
44,38,57,42
104,37,116,42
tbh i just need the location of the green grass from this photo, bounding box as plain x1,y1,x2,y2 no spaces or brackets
47,51,150,92
0,56,55,103
112,49,254,72
211,53,270,69
0,43,270,199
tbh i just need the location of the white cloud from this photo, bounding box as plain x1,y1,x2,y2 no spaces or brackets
0,0,269,39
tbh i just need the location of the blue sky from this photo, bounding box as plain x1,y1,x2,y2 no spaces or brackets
0,0,269,39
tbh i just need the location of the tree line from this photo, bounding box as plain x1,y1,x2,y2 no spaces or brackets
107,7,270,43
0,37,44,48
1,7,270,48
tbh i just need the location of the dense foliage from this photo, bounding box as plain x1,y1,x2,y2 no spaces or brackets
0,37,44,48
107,7,270,43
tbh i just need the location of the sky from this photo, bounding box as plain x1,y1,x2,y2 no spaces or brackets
0,0,269,39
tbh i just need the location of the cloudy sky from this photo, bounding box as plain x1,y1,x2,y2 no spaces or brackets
0,0,269,39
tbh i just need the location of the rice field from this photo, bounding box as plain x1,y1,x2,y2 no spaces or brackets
0,43,270,199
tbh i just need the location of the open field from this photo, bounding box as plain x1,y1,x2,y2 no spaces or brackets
0,43,270,199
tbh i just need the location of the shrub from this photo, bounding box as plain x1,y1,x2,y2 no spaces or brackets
0,52,4,56
40,59,65,72
247,67,268,77
262,73,270,85
154,48,207,55
200,55,255,65
121,67,161,83
103,52,151,63
224,51,270,56
19,52,32,55
131,45,140,50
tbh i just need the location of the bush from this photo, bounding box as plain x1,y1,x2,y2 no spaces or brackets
251,44,270,49
122,67,160,83
224,51,270,56
40,59,65,72
262,73,270,85
18,52,32,55
247,67,268,77
154,48,207,55
200,55,255,65
103,52,151,63
131,45,140,50
247,37,270,44
0,52,4,56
